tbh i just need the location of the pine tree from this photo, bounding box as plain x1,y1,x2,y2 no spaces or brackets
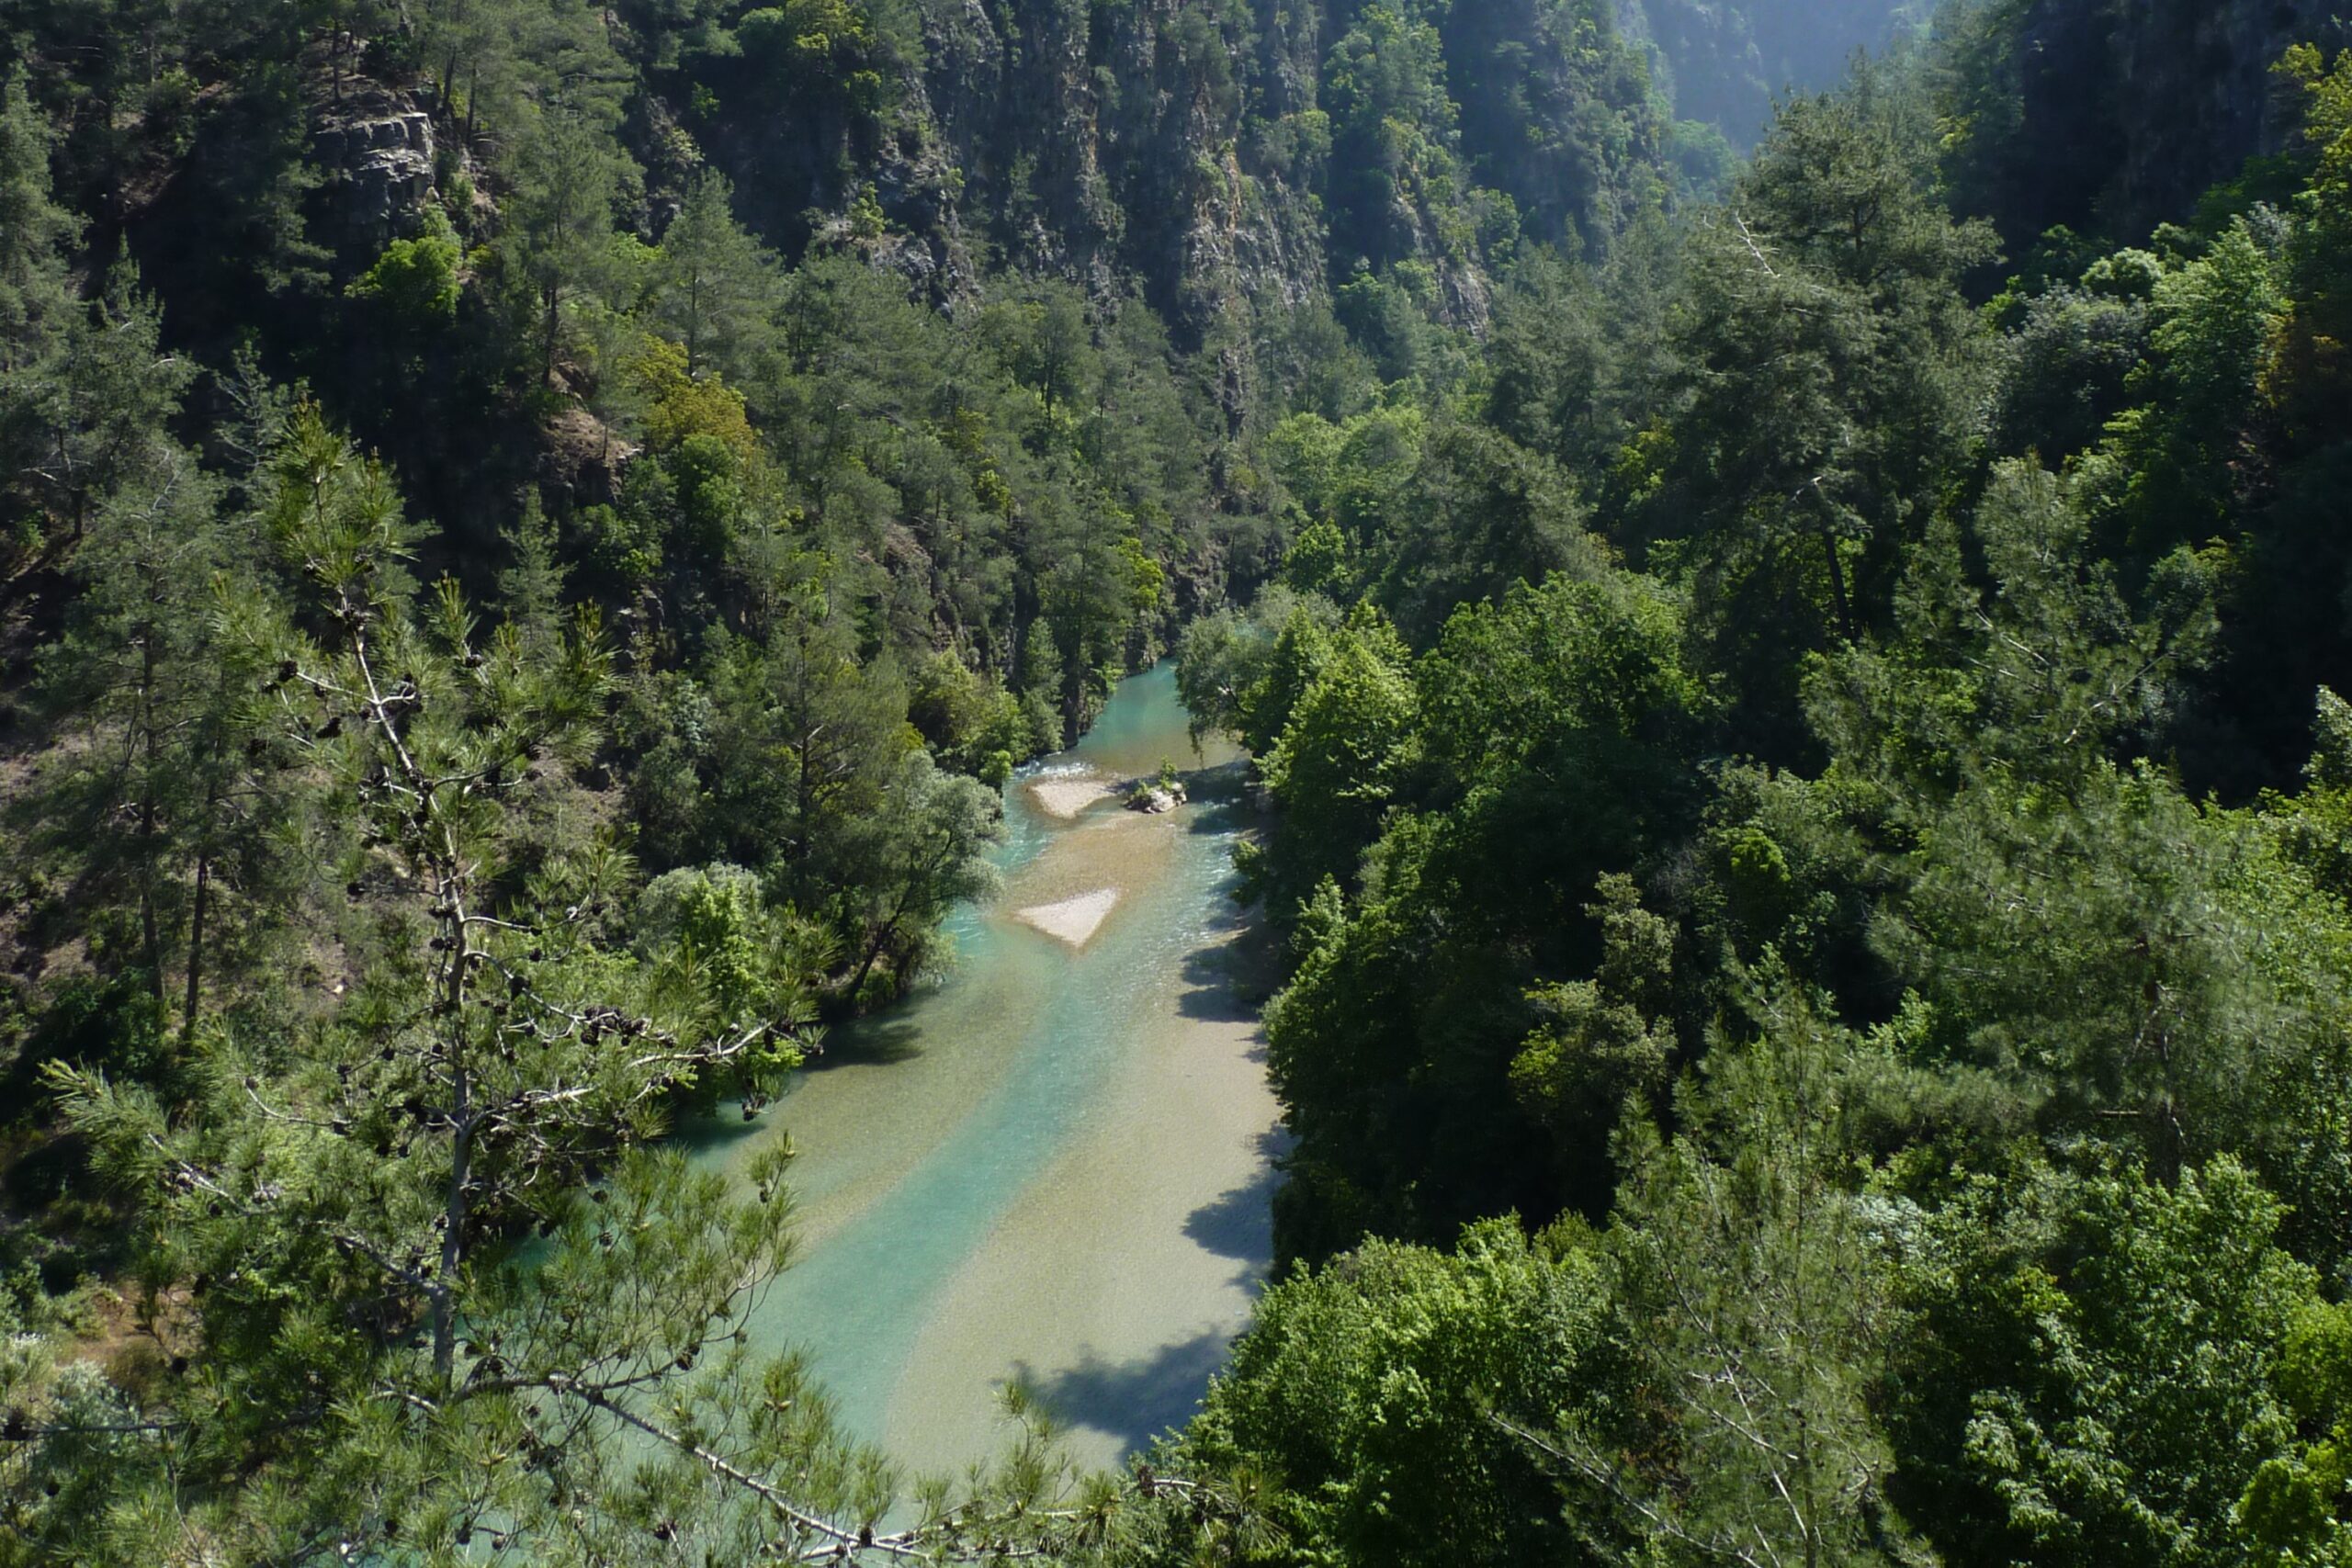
25,259,196,545
1532,980,1926,1567
0,67,78,374
17,447,298,1046
20,412,1211,1561
653,173,779,382
1639,78,1996,755
32,408,820,1555
501,105,636,378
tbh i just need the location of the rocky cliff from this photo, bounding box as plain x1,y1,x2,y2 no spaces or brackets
671,0,1684,352
311,83,437,252
675,0,1331,349
1952,0,2352,245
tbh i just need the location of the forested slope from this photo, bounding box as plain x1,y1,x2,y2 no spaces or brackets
1158,8,2352,1566
10,0,2352,1563
1939,0,2352,247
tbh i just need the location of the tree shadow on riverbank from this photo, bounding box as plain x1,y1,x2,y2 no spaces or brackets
1182,1151,1282,1284
1015,1327,1235,1454
1176,936,1261,1025
1176,878,1287,1025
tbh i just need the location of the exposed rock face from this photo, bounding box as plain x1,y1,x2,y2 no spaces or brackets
697,0,1655,353
2098,0,2348,232
900,0,1331,346
681,0,1922,373
1970,0,2352,243
313,85,435,248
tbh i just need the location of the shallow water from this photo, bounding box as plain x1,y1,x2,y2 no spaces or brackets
688,665,1282,1474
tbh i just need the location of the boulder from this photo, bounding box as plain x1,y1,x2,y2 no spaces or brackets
1126,782,1187,814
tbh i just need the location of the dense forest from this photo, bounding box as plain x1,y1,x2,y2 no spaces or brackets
9,0,2352,1562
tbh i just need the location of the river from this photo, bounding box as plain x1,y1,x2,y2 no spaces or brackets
687,664,1283,1476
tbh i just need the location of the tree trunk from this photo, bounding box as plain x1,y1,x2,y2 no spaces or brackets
846,897,910,1004
1818,523,1855,644
181,843,210,1048
845,930,892,1005
431,912,473,1382
544,283,560,379
136,626,164,1000
431,1091,470,1382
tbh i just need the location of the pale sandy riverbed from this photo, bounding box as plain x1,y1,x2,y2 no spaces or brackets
693,665,1276,1479
887,908,1279,1472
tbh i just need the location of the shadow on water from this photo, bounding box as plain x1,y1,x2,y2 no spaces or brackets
1176,937,1259,1024
1017,1329,1238,1453
797,1014,926,1072
1175,760,1252,807
669,1108,770,1159
672,1012,933,1157
1182,1160,1282,1270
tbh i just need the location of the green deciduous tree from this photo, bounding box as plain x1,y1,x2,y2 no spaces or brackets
635,862,831,1047
833,752,1003,1005
1176,1219,1621,1568
1258,608,1418,906
2086,220,2286,570
1260,571,1707,1258
347,204,463,333
1508,874,1675,1173
1884,1157,2318,1568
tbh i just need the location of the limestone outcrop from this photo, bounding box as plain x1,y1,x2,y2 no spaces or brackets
313,86,435,247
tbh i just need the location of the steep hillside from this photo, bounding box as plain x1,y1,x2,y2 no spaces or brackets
662,0,1680,344
1941,0,2352,244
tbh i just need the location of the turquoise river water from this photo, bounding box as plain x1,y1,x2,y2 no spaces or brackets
686,665,1283,1475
